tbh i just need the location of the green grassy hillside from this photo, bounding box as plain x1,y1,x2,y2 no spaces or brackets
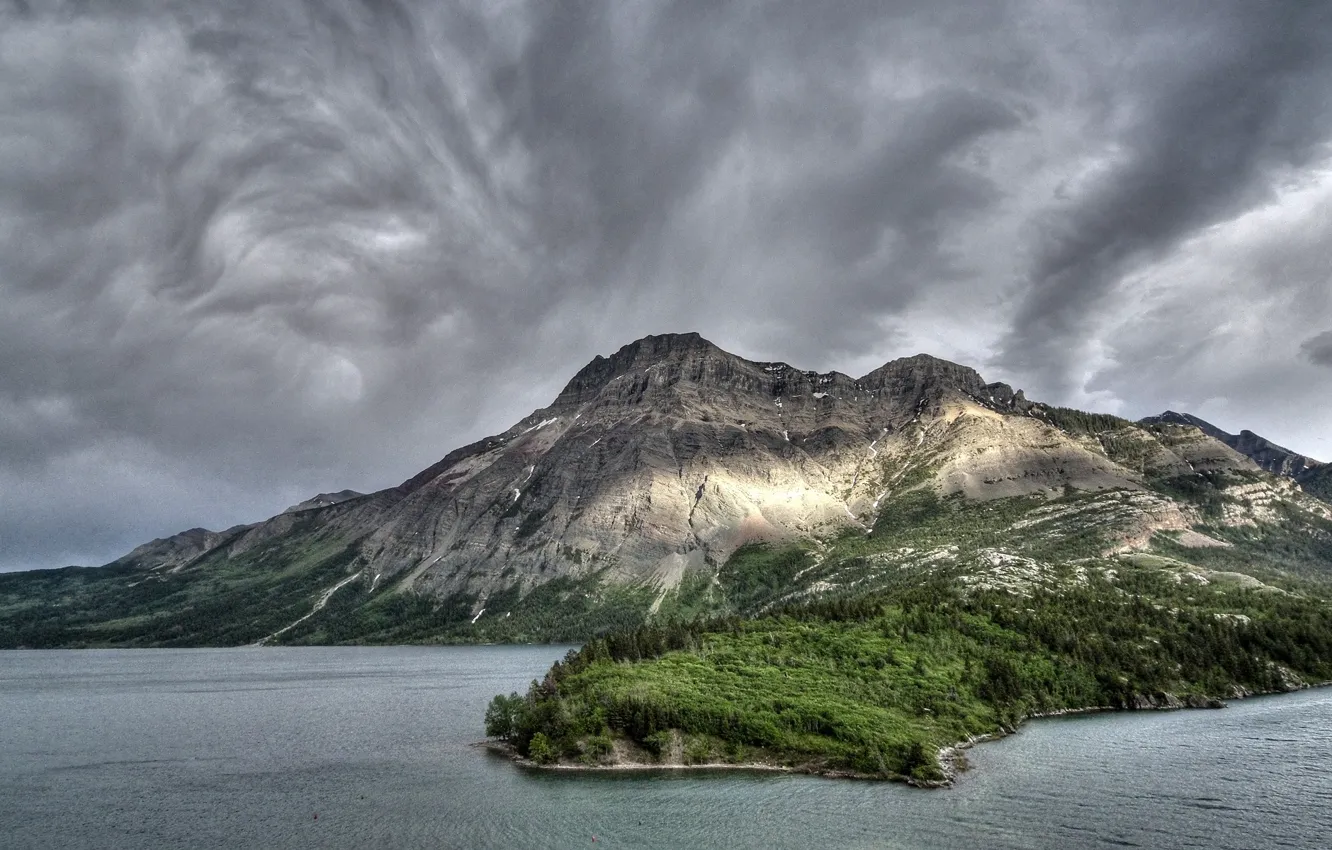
0,520,364,648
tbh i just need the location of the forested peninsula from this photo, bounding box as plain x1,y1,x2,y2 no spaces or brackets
485,492,1332,785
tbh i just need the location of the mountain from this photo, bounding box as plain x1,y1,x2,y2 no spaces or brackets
2,332,1330,648
1140,410,1324,478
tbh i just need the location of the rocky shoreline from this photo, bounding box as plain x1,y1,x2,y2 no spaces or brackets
479,739,895,783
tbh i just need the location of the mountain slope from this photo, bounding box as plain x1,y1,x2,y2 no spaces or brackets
483,406,1332,784
2,332,1329,648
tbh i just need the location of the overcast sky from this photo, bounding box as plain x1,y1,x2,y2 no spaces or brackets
3,0,1331,571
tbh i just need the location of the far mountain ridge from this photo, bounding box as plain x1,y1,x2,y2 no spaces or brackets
1140,409,1324,486
282,490,366,515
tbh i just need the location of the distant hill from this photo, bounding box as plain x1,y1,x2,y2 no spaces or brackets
1140,410,1324,478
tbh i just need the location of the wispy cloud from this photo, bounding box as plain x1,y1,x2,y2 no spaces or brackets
2,0,1330,569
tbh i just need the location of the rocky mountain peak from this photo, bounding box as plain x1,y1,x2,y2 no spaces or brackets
551,335,1032,421
1145,410,1226,438
857,353,993,406
107,526,229,572
553,332,727,406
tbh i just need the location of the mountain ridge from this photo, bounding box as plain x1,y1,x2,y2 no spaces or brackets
104,336,1324,577
2,332,1330,648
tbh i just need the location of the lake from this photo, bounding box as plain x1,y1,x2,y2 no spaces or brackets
1,646,1327,849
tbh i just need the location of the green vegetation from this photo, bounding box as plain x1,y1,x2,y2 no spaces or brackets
1298,466,1332,502
491,561,1332,782
718,544,812,609
0,523,366,648
1153,504,1332,584
527,732,557,764
1037,406,1135,436
274,570,659,645
486,485,1332,782
0,556,660,649
1150,471,1229,518
1096,431,1160,473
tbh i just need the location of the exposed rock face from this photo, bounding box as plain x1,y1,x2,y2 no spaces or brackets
929,409,1154,500
344,333,1215,601
100,334,1323,607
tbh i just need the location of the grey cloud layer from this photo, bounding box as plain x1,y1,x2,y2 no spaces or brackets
1000,4,1332,393
2,0,1330,570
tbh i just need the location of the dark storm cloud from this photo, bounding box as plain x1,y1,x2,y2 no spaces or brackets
481,0,1047,368
2,0,1331,569
488,0,1026,347
1304,331,1332,368
997,2,1332,393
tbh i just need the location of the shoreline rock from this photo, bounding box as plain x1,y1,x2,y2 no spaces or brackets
478,740,903,783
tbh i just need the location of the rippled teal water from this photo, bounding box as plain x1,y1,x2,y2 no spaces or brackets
1,646,1328,849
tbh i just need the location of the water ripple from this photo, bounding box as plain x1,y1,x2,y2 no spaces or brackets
1,648,1329,850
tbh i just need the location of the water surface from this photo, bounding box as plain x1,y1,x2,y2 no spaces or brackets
1,647,1327,849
